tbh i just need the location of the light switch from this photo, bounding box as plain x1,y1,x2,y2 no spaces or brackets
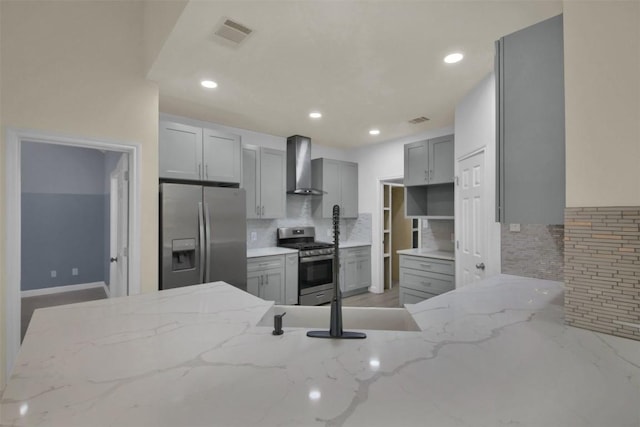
509,223,521,232
50,270,57,278
72,268,79,276
250,231,257,241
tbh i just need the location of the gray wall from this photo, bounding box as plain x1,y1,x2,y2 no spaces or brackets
21,142,120,291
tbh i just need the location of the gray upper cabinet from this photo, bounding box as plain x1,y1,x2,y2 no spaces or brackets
202,128,241,184
311,158,358,219
242,145,286,219
404,141,429,186
428,135,454,185
404,135,454,187
496,15,565,224
159,120,241,184
159,122,203,181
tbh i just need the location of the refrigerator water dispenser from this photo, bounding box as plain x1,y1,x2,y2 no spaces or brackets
172,239,196,271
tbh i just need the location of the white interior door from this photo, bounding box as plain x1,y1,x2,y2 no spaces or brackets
109,155,129,297
457,151,486,286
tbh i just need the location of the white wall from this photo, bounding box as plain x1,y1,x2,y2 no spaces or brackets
0,0,159,386
351,127,453,293
453,73,501,284
563,1,640,207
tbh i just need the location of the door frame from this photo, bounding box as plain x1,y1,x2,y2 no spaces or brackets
454,146,501,287
374,175,405,294
4,128,142,382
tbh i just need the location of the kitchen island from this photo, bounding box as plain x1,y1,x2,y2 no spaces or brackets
1,275,638,426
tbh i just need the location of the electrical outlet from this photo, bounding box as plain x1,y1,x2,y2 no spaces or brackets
250,231,257,241
50,270,57,278
72,268,78,276
509,223,521,232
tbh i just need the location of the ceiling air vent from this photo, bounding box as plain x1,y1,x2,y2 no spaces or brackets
214,18,253,45
408,116,430,124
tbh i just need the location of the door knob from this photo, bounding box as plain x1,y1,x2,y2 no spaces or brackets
110,257,118,263
475,262,485,270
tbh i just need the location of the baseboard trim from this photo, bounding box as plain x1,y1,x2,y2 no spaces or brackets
21,281,107,298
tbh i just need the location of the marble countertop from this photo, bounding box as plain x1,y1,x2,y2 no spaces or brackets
247,247,298,258
2,275,639,426
396,248,455,261
339,241,371,249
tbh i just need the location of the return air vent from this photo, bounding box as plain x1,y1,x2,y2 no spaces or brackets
214,18,253,45
408,116,430,124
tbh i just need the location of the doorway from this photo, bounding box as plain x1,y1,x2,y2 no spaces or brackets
19,143,129,340
375,179,417,305
5,128,140,382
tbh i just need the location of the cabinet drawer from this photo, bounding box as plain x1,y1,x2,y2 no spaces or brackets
247,255,283,272
343,246,369,257
399,269,454,295
400,255,454,276
399,287,437,305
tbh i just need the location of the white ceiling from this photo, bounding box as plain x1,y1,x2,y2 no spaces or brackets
148,1,562,148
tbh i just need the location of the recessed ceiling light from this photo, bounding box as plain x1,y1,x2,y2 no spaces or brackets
309,112,322,119
369,129,380,135
444,53,464,64
201,80,218,89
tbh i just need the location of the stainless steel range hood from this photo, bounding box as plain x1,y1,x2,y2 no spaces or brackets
286,135,324,195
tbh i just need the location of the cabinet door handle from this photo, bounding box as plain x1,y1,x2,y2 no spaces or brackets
198,163,202,178
205,164,209,179
262,206,265,216
266,274,269,285
429,170,433,180
256,205,260,216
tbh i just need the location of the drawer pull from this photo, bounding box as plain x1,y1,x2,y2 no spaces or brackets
420,264,432,268
421,281,431,286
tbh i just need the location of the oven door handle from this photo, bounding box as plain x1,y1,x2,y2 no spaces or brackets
299,254,334,263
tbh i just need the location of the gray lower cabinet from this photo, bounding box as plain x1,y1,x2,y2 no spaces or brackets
339,246,371,296
159,120,241,184
495,15,565,224
242,145,286,219
247,253,298,304
399,255,454,305
247,255,284,303
311,158,358,218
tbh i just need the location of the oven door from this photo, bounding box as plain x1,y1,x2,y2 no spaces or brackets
298,254,334,295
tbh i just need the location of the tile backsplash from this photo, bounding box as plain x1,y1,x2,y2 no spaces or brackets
247,195,371,248
421,219,455,252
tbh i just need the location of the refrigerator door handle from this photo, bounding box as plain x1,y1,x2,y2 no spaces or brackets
204,202,212,283
198,202,206,284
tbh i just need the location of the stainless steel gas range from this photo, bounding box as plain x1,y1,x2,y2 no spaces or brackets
277,227,334,306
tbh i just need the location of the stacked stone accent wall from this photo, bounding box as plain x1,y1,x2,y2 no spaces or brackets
564,207,640,341
501,224,564,281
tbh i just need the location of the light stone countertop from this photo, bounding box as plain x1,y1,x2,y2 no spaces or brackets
2,275,639,426
247,247,298,258
396,247,455,261
339,241,371,249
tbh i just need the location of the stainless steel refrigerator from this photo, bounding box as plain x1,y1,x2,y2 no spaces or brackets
160,183,247,291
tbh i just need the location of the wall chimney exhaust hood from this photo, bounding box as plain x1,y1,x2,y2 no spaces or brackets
286,135,324,195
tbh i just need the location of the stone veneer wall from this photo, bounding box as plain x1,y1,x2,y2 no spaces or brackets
564,207,640,341
501,224,564,281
